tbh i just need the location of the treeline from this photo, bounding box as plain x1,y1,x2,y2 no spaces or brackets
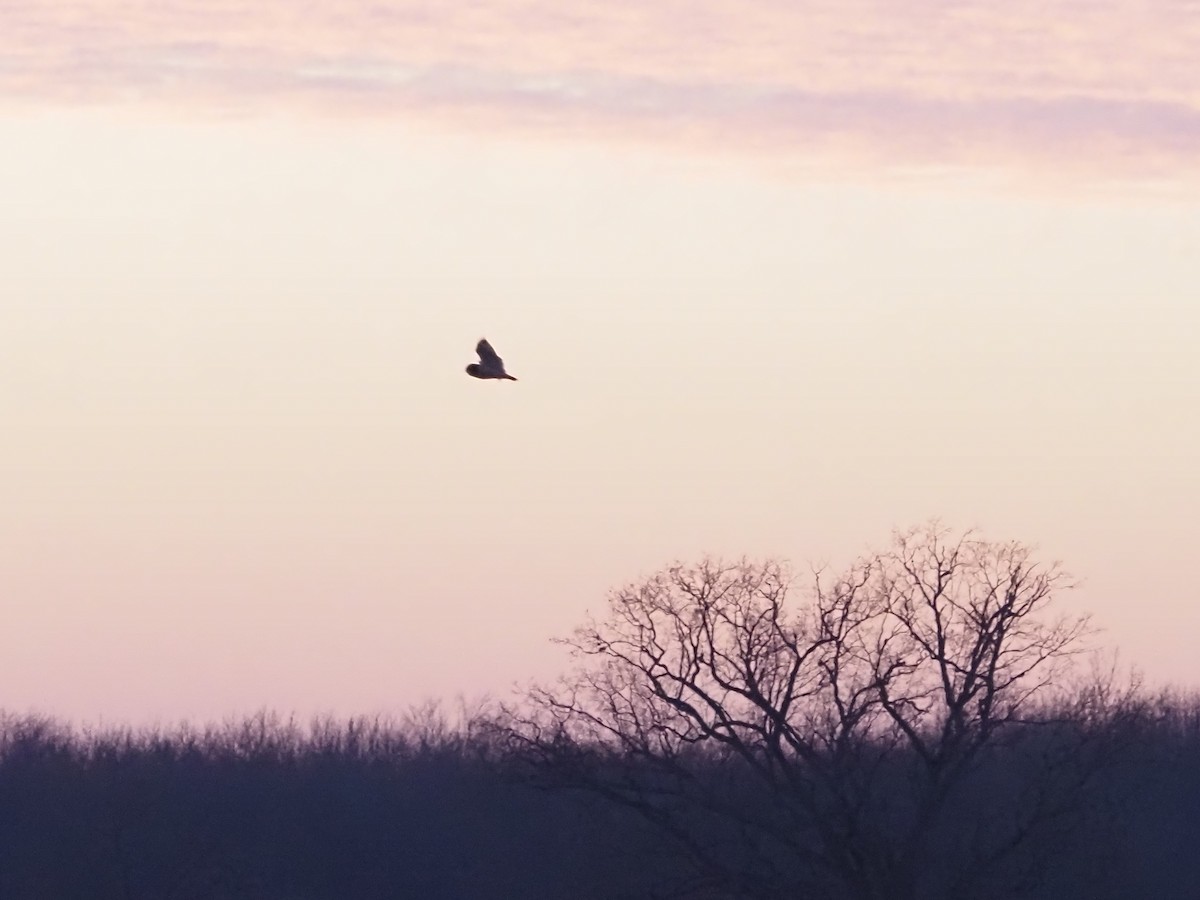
0,703,674,899
0,691,1198,899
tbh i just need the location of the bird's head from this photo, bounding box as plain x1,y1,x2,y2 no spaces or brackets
465,363,483,377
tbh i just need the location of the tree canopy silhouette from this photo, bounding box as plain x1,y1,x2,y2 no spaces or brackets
508,524,1123,900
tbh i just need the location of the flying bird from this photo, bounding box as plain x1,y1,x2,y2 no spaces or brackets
465,338,518,381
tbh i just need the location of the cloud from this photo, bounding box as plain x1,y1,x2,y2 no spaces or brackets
3,0,1199,180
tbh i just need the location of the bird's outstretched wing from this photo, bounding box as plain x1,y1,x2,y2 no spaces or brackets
476,338,503,369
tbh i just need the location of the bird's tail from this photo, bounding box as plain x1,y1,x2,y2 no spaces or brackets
504,374,518,381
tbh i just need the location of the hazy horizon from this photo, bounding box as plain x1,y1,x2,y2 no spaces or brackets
2,0,1197,727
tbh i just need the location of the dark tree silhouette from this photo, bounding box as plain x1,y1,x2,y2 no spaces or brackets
508,524,1114,900
1,526,1196,898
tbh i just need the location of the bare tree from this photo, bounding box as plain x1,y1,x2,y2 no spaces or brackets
505,524,1107,900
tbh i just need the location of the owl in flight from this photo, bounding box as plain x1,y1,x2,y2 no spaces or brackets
466,338,518,381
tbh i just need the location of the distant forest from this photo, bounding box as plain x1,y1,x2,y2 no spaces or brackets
4,527,1199,899
0,705,675,899
0,696,1197,899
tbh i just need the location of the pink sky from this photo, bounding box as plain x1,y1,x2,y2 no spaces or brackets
1,1,1198,726
3,1,1199,180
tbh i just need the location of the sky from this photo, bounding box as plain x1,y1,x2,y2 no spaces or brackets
1,1,1198,726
